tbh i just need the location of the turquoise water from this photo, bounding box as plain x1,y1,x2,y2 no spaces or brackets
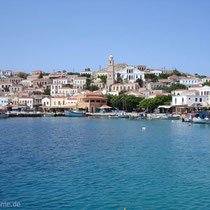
0,118,209,209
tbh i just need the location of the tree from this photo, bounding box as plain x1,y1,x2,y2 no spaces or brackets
17,72,27,79
81,73,91,78
158,73,171,79
152,83,187,92
98,75,107,86
145,74,158,82
139,95,172,112
84,78,92,90
89,85,99,91
202,81,210,86
168,83,187,92
136,78,143,87
107,94,143,111
39,72,43,79
64,84,73,88
63,70,67,73
43,88,50,95
116,73,123,83
125,95,143,111
67,72,80,76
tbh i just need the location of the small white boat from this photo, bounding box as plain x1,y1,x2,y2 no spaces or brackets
192,117,210,124
118,112,129,118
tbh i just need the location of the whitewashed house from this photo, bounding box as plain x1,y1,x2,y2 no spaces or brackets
116,66,145,82
42,97,51,107
50,83,63,96
150,70,163,76
73,77,86,89
53,78,70,85
179,77,199,88
18,97,34,108
172,95,209,107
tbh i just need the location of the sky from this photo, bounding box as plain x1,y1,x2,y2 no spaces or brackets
0,0,210,75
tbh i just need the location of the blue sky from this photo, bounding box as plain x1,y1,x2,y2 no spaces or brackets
0,0,210,75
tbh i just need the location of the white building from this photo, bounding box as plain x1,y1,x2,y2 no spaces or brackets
57,87,78,97
18,97,34,108
50,83,63,96
73,77,86,89
179,77,199,88
42,97,51,107
197,85,210,96
116,66,145,82
0,96,9,106
80,69,92,76
150,70,163,76
172,95,209,107
53,78,70,85
201,77,210,84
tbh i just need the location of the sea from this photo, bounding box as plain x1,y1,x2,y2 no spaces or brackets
0,117,209,209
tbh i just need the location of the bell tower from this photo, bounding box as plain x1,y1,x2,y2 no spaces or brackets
106,55,114,90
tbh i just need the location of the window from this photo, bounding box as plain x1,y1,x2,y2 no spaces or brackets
195,98,198,102
200,98,202,102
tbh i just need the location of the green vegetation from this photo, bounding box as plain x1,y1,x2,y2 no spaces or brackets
43,88,50,95
88,85,99,91
107,93,143,111
84,78,99,91
81,73,91,78
67,72,80,76
139,95,172,112
145,74,158,82
194,74,206,79
116,73,123,83
153,83,187,92
136,78,143,87
64,84,73,88
158,73,171,79
202,81,210,86
17,72,27,79
38,72,43,79
98,75,107,85
172,69,187,77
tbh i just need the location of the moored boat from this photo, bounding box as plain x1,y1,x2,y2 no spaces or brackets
192,117,210,124
65,110,86,117
0,112,9,119
118,111,129,118
44,113,55,117
109,114,119,119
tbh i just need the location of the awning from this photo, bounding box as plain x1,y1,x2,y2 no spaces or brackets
99,105,112,109
158,105,172,109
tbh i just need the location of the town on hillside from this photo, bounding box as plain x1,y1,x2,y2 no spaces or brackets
0,55,210,118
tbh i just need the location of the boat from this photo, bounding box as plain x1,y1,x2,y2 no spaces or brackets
192,117,210,124
118,111,129,118
43,112,55,117
137,113,146,119
65,109,86,117
160,114,180,120
0,112,9,119
192,111,210,124
109,114,119,119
